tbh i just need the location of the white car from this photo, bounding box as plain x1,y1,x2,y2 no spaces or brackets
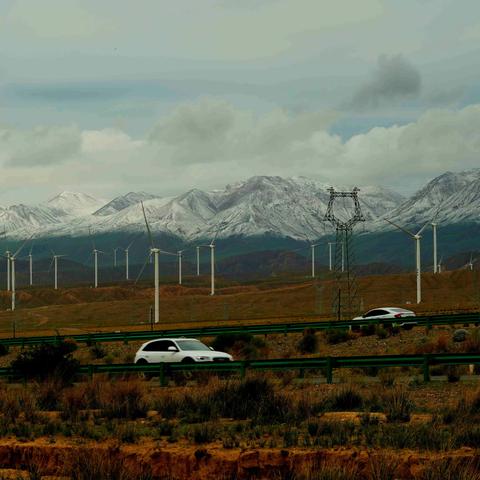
352,307,417,329
134,338,233,364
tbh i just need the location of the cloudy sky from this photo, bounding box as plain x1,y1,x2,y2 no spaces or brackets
1,0,480,203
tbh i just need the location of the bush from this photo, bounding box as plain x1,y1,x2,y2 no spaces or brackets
360,324,375,336
325,329,350,344
298,329,318,354
214,377,291,424
383,387,413,423
375,325,388,339
326,385,363,411
464,329,480,353
64,448,153,480
446,365,461,383
0,344,9,356
416,458,480,480
211,333,265,360
101,380,149,419
11,340,79,383
90,344,106,359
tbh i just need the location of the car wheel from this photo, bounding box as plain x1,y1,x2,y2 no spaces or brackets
136,359,153,380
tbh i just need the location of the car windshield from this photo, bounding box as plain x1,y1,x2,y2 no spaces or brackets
176,340,210,351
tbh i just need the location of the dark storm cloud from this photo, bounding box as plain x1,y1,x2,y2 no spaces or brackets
349,54,421,110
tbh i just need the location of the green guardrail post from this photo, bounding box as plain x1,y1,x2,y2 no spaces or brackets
159,363,167,387
240,361,247,378
423,355,430,382
299,368,305,379
88,365,94,380
326,357,333,384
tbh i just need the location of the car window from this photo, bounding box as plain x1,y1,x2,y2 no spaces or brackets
376,310,390,315
176,340,209,351
364,310,381,317
143,340,175,352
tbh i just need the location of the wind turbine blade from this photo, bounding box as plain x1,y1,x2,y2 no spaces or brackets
385,219,415,237
135,255,150,284
47,257,55,273
141,201,154,248
416,218,432,236
13,234,34,258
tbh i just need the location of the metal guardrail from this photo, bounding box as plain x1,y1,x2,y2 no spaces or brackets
1,352,479,385
0,312,478,348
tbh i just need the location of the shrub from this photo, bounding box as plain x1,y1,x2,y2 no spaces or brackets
383,387,413,423
298,329,318,354
446,365,461,383
90,343,106,359
11,340,79,383
35,377,65,410
325,329,350,345
326,385,363,411
464,329,480,353
294,458,360,480
360,324,375,336
211,333,254,351
368,453,399,480
64,449,153,480
214,377,291,424
211,333,265,359
101,380,149,419
190,423,216,444
0,344,9,356
415,458,480,480
375,326,388,339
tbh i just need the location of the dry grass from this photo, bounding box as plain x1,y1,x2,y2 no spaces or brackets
0,270,478,337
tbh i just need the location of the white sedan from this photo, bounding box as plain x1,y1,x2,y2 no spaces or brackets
134,338,233,364
352,307,417,329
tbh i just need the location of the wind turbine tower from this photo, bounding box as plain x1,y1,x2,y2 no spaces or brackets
178,250,183,285
141,202,160,324
432,222,438,274
196,246,200,276
6,251,11,291
385,218,432,304
28,246,33,286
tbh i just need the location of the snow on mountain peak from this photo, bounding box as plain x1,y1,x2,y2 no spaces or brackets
47,191,106,217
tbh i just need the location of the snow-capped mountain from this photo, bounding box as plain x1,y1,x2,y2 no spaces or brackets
382,169,480,228
6,170,480,243
0,204,61,233
0,177,407,241
93,192,159,216
46,191,106,217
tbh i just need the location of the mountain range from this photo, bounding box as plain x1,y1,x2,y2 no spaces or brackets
0,170,479,269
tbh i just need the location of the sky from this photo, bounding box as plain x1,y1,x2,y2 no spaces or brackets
0,0,480,204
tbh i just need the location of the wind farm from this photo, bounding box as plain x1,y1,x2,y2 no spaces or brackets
1,1,480,477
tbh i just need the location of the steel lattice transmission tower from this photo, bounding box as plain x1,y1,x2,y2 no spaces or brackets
324,187,365,320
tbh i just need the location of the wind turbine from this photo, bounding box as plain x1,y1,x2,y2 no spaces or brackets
178,250,183,285
432,222,438,274
466,253,478,271
327,241,344,272
49,251,66,290
385,218,431,304
124,238,136,281
196,246,200,276
141,201,160,324
89,231,105,288
10,237,31,311
28,244,34,286
5,250,11,291
113,247,119,268
438,255,444,273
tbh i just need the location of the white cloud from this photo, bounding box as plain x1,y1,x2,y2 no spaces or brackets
0,125,81,167
1,99,480,202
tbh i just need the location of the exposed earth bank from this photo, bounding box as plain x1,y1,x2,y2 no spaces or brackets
0,439,478,479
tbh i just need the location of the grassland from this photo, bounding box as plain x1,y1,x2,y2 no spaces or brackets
0,269,478,338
